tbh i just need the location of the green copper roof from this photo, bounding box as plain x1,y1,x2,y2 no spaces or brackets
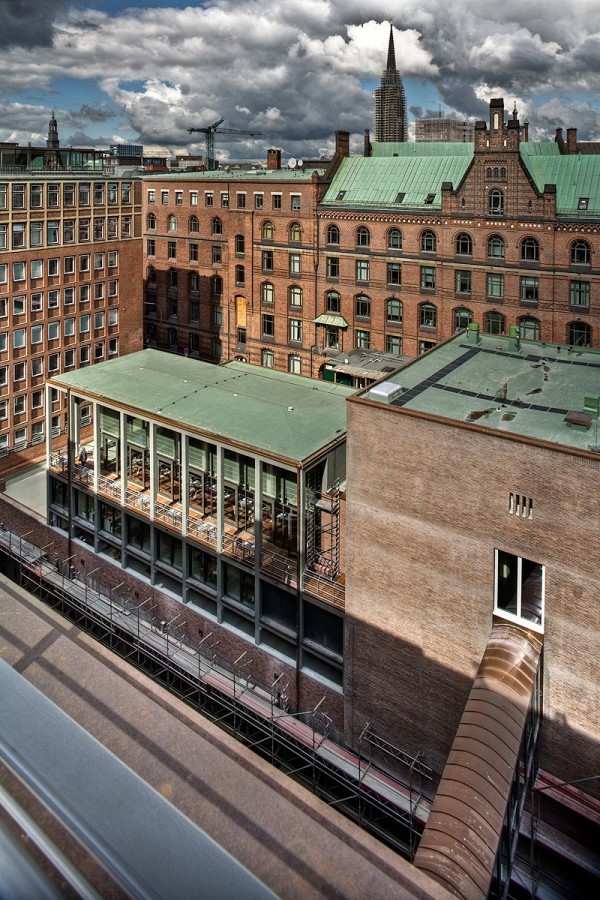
520,147,600,215
360,332,600,453
49,350,353,464
370,142,474,158
321,153,473,210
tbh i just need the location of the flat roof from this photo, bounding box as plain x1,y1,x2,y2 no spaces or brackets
359,332,600,453
144,168,325,181
49,351,353,464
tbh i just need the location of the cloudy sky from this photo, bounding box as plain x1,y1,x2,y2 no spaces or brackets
1,0,600,163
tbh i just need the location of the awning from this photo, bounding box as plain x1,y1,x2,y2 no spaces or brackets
313,314,349,328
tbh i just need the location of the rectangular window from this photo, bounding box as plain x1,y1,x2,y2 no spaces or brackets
168,241,176,259
220,192,229,208
64,349,75,368
30,184,43,208
190,191,198,206
254,193,264,209
64,256,75,274
32,389,44,409
291,194,301,210
0,184,7,210
570,280,590,308
93,283,104,300
30,292,43,312
48,353,59,373
420,266,436,290
189,243,199,262
80,345,90,365
64,318,75,336
147,239,155,256
108,250,118,268
520,276,539,305
47,184,60,208
31,324,43,344
30,259,43,279
93,183,105,205
121,216,132,237
326,257,339,279
288,353,301,375
48,290,59,308
494,550,543,629
63,219,75,242
47,322,59,341
79,218,90,241
31,357,43,377
14,362,26,381
355,329,370,349
94,252,104,271
108,337,118,355
0,224,6,250
79,285,90,304
356,260,369,283
262,250,273,273
12,223,26,248
63,287,74,306
236,192,246,208
108,216,118,239
289,318,302,342
108,308,118,327
80,315,90,334
14,395,26,416
147,189,155,204
161,190,169,205
175,190,183,206
205,191,213,207
121,183,131,204
212,245,222,264
12,184,25,209
80,183,91,206
13,296,26,315
63,183,75,207
29,221,43,247
262,314,275,337
455,270,472,294
94,311,105,330
271,193,282,210
13,262,26,282
387,263,401,286
93,217,104,240
386,334,402,355
80,254,90,273
487,273,504,300
289,253,301,276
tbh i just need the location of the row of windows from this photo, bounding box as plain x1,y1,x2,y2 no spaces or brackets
1,283,118,319
0,252,119,287
1,311,119,351
323,225,592,265
0,181,132,211
0,340,119,390
147,188,300,212
0,217,131,250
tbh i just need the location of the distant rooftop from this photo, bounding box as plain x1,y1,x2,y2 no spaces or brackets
49,351,353,464
144,167,325,181
359,332,600,454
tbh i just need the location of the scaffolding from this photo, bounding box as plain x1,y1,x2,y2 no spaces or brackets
0,524,430,859
304,468,340,582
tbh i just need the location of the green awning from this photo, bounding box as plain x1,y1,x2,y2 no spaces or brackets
313,314,349,328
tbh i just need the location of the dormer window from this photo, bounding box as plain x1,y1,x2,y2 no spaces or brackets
578,198,589,210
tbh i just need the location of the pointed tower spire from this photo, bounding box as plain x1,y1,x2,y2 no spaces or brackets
373,24,407,142
386,24,396,70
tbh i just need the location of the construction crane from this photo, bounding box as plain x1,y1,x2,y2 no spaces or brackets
187,118,262,171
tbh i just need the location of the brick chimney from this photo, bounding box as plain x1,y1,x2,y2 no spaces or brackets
335,131,350,158
567,128,578,155
267,148,281,170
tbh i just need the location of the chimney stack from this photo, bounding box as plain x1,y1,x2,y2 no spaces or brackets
567,128,578,155
267,148,281,170
335,131,350,158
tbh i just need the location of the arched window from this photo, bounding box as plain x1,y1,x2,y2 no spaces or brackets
146,265,156,284
235,234,245,254
419,302,437,328
167,214,177,232
453,307,473,331
486,167,493,178
147,213,156,230
189,215,199,233
212,217,222,236
261,282,274,304
262,220,274,240
289,285,303,307
326,224,340,245
386,298,403,323
487,235,505,259
387,228,402,250
571,240,591,265
421,230,436,253
289,222,302,242
326,291,341,313
500,167,506,178
235,265,245,287
488,189,504,216
456,233,472,256
357,226,370,247
355,293,370,318
568,320,591,347
521,238,539,261
484,310,505,335
210,275,223,298
189,271,199,293
518,316,540,341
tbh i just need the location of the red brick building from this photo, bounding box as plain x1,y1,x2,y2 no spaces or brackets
0,169,143,470
143,98,600,378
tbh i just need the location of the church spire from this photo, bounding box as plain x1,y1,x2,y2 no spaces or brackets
386,24,396,71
